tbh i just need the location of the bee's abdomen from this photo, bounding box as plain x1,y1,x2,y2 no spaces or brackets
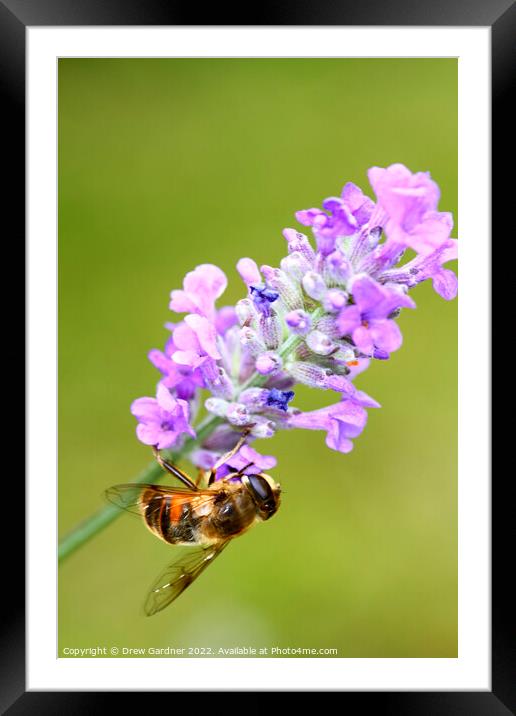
142,493,201,545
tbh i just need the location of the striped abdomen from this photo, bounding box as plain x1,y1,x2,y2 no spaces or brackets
142,490,203,545
141,486,258,546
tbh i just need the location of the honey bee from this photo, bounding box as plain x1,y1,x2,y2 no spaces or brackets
106,433,281,616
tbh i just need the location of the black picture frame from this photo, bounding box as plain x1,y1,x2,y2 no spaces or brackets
6,0,508,711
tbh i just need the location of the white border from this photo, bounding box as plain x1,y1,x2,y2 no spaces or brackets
27,27,490,691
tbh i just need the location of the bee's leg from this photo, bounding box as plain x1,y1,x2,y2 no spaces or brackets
235,462,255,477
152,448,199,491
207,429,252,486
195,470,208,488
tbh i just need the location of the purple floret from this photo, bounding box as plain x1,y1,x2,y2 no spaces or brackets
266,388,295,412
131,384,196,450
249,284,280,315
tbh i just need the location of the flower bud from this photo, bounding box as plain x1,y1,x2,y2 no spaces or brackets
323,289,348,313
286,361,328,389
306,330,336,356
239,327,265,357
205,397,230,417
249,418,276,439
280,252,313,283
261,265,303,311
285,309,311,336
235,298,257,326
239,387,269,409
302,271,327,300
226,402,251,426
249,284,279,316
324,250,352,284
282,228,316,266
258,312,282,350
203,365,234,400
314,315,341,340
256,351,282,375
236,257,261,286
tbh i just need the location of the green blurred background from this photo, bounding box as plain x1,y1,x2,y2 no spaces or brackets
58,58,457,658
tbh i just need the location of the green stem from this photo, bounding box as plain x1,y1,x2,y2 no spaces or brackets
58,307,325,564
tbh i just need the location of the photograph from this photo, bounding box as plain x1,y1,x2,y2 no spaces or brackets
57,57,459,660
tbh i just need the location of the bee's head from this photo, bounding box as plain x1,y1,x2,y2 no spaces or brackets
241,472,281,520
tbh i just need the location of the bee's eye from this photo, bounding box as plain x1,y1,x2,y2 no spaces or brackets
247,475,273,503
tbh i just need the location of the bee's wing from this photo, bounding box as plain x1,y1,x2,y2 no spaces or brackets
144,541,230,616
105,483,216,517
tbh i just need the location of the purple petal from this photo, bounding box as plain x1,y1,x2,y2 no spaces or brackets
442,239,458,263
190,449,220,471
404,211,453,255
341,182,367,212
288,398,368,453
340,182,375,226
238,444,277,471
184,314,221,360
352,325,374,354
336,305,361,335
170,265,227,320
136,423,162,446
326,432,354,453
352,390,381,408
172,323,201,352
369,319,403,353
172,349,206,368
183,264,227,313
156,382,178,412
350,274,386,313
295,208,326,226
325,374,356,395
333,400,368,438
215,306,238,335
176,399,196,436
169,290,197,314
215,444,277,479
130,397,160,421
368,164,440,233
432,268,458,300
325,404,368,452
322,196,342,213
156,430,181,450
148,349,171,375
353,199,375,226
236,258,261,287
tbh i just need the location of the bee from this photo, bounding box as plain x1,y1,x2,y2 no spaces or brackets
105,433,281,616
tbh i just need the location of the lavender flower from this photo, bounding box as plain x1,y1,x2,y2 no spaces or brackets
336,274,415,358
287,396,374,454
148,328,205,401
131,164,457,469
131,384,195,450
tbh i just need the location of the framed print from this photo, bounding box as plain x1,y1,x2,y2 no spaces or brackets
4,0,510,710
